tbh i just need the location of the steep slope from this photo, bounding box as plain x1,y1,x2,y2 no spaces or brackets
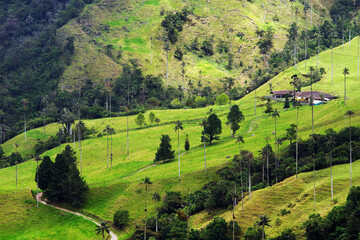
58,0,326,89
2,35,360,239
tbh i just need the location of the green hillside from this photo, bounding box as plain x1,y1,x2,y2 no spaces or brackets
2,33,360,239
59,0,325,89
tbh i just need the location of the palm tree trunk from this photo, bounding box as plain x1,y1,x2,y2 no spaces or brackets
331,45,334,85
36,159,39,208
344,75,347,106
350,117,352,187
262,158,264,183
358,36,359,81
267,147,269,186
111,132,113,168
166,48,169,84
178,130,181,180
330,151,333,200
311,82,315,210
155,201,158,233
16,164,17,187
275,118,278,183
24,112,27,144
203,132,207,173
127,114,129,160
262,225,265,240
255,89,257,115
145,187,147,240
248,164,251,200
239,144,244,211
296,106,299,179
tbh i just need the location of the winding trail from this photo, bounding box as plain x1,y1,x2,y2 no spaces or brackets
36,193,118,240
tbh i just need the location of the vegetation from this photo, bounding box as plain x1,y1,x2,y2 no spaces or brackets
154,135,175,163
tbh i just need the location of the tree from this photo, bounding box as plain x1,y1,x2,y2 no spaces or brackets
174,121,184,180
135,113,146,127
265,136,271,186
202,113,222,145
152,192,161,233
203,217,230,240
345,110,355,187
95,220,110,240
285,124,297,144
256,27,274,68
242,150,253,200
199,119,209,172
60,108,75,134
326,134,335,200
294,100,300,179
284,94,290,109
184,134,190,152
222,77,235,108
154,135,175,162
235,136,245,211
227,105,245,138
155,118,161,125
46,146,89,207
257,215,271,240
149,112,156,125
141,177,152,240
264,98,273,116
113,210,130,229
35,156,53,191
216,93,230,105
343,67,349,106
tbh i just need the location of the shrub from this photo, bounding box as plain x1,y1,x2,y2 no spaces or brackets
215,93,230,105
113,210,130,229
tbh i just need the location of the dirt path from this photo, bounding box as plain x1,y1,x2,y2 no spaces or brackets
36,193,117,240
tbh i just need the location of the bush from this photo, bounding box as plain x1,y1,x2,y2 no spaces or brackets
215,93,230,105
113,210,130,229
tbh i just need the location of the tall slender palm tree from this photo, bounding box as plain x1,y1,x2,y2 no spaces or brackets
265,136,270,186
272,109,280,182
236,135,245,211
152,192,161,233
326,135,335,200
259,147,267,183
343,67,350,106
257,215,271,240
276,138,283,183
142,177,152,240
345,110,355,187
21,99,28,144
199,119,209,173
295,100,300,179
242,150,254,200
310,65,316,209
95,220,110,240
106,125,110,168
174,121,184,180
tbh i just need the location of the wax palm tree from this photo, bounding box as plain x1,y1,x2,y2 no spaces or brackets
174,121,184,180
141,177,152,240
257,215,271,240
326,135,335,200
295,100,300,179
272,109,280,182
265,136,270,186
95,220,110,240
105,125,110,168
310,65,316,209
242,150,254,200
199,119,209,173
152,192,161,233
236,136,245,211
343,67,350,106
345,110,355,187
259,147,267,183
276,138,283,183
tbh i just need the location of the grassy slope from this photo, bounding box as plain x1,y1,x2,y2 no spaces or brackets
58,0,323,89
2,36,360,239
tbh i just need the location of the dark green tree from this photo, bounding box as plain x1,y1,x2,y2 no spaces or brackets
284,94,290,109
202,217,230,240
202,114,222,145
113,210,130,229
154,135,175,162
185,134,190,152
35,156,53,191
257,215,271,240
227,105,245,138
135,113,146,127
264,98,273,116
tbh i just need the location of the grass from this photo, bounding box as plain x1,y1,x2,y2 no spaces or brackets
2,30,360,240
58,0,322,89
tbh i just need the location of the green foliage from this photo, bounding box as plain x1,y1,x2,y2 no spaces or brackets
227,105,245,138
161,7,191,44
154,135,175,162
159,191,184,215
135,113,145,127
185,134,190,152
174,47,183,61
113,210,130,229
149,112,156,125
284,94,290,109
216,93,230,105
202,113,222,145
273,228,296,240
44,146,89,207
264,98,274,116
244,226,262,240
202,217,230,240
35,156,54,191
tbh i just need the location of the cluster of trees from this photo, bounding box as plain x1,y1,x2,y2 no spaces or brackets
35,145,88,207
0,0,94,142
0,145,23,168
303,186,360,239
